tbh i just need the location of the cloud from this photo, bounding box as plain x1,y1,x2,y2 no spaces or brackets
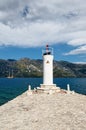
0,22,66,47
64,38,86,55
0,0,86,52
73,62,86,64
65,45,86,55
67,39,86,46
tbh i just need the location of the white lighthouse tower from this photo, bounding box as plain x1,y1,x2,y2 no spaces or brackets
43,45,53,85
40,45,59,92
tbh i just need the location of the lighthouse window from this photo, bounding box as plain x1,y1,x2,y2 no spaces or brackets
46,60,50,63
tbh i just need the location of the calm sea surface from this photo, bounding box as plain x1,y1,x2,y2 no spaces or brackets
0,78,86,106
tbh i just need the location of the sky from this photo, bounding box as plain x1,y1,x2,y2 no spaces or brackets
0,0,86,63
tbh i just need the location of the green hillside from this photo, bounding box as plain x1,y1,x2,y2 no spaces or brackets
0,58,86,78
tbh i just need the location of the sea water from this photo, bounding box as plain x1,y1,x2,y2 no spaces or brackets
0,78,86,106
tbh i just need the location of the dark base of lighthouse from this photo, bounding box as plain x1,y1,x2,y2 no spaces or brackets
36,84,60,94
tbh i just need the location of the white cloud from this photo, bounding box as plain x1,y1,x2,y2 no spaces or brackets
65,45,86,55
0,22,66,47
67,38,86,46
73,62,86,64
0,0,86,54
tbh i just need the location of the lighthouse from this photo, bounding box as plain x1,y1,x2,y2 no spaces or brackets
40,45,58,92
43,45,53,85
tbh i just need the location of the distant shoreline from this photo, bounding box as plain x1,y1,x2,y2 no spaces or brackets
0,58,86,77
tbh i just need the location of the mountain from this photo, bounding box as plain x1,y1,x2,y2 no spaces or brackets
0,58,86,78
